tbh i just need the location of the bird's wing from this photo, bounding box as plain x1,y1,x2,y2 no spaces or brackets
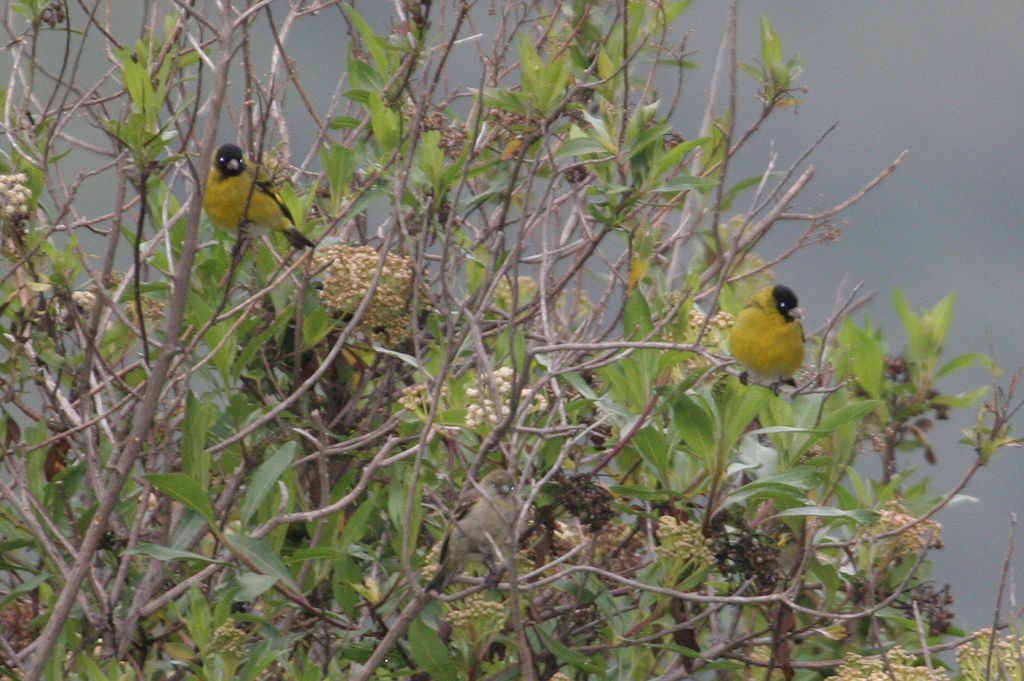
255,176,296,225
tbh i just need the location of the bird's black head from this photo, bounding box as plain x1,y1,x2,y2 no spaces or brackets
213,143,245,176
772,285,801,322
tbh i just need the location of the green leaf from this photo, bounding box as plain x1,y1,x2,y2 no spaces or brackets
837,318,886,399
813,399,880,435
672,392,716,459
329,115,362,130
241,442,297,525
417,130,446,196
555,136,615,160
407,618,459,679
649,136,707,180
608,484,677,502
180,393,215,490
344,6,389,83
184,585,213,647
478,86,531,116
649,174,718,195
773,506,877,524
933,385,989,409
517,33,570,116
0,574,47,608
278,182,309,231
387,472,421,547
721,173,775,210
927,292,957,346
301,304,334,350
126,543,224,565
235,309,292,369
632,425,670,478
339,492,377,548
532,622,598,670
579,110,618,154
206,318,238,379
720,385,771,448
225,534,301,593
147,472,215,525
623,288,654,338
233,572,278,601
367,93,400,152
893,288,917,342
287,547,340,563
724,478,809,508
936,352,986,379
466,243,498,295
759,16,785,81
170,509,212,552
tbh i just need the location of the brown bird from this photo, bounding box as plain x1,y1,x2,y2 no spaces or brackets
428,469,520,591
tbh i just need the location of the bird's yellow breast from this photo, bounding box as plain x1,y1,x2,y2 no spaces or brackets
203,168,289,234
730,291,805,380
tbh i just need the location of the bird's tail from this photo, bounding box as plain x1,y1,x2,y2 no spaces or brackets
428,535,457,592
427,560,458,592
284,227,315,249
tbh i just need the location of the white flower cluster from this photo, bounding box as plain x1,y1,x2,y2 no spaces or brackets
465,366,549,428
834,647,948,681
654,515,715,566
443,592,508,628
958,629,1024,681
71,290,98,313
398,382,449,416
313,244,424,345
0,174,30,220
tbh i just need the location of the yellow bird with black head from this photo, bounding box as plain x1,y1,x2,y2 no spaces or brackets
203,143,315,250
730,284,806,386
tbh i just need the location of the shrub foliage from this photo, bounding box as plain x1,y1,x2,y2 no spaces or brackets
0,1,1020,679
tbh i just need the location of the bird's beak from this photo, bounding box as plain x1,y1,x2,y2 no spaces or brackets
791,307,803,320
226,158,241,172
